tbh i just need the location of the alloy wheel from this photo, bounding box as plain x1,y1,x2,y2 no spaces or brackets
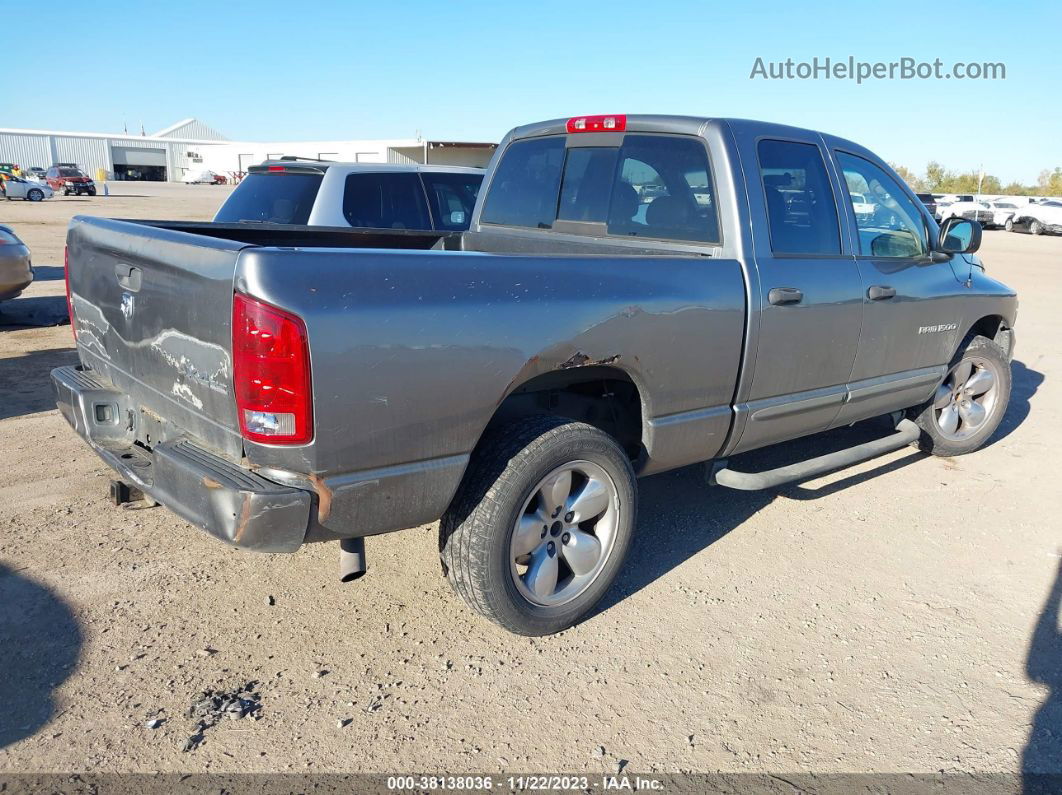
509,460,619,607
932,356,1000,441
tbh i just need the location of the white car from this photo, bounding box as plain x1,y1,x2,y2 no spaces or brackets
182,169,219,184
939,198,993,227
1012,200,1062,235
1,175,54,201
850,191,876,221
989,200,1023,230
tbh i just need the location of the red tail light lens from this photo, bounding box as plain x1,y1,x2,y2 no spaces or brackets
566,115,627,133
232,293,313,445
64,245,77,339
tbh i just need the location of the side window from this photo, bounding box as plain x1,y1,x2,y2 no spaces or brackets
836,152,927,258
480,137,565,229
607,135,719,243
757,139,841,255
342,173,430,230
421,172,482,231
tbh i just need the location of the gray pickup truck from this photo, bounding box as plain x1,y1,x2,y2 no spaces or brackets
54,114,1017,635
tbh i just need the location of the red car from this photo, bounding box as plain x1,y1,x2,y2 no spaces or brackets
46,165,96,196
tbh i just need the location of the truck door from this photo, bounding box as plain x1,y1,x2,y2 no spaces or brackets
728,132,863,454
828,148,959,427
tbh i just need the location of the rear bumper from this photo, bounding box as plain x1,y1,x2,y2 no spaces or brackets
0,253,33,300
52,365,312,552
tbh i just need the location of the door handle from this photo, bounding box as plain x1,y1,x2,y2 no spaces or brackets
115,264,142,292
768,287,803,305
867,285,896,301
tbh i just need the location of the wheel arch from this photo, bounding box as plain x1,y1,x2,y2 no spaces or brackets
474,364,650,464
961,314,1013,358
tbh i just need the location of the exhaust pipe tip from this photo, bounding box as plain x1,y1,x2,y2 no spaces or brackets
339,537,366,583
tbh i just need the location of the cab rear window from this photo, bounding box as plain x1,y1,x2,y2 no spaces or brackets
214,173,323,225
482,134,719,244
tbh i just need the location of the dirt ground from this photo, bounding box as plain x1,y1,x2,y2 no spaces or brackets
0,183,1059,778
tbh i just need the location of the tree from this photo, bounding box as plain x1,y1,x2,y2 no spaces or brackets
889,163,924,192
1037,167,1062,196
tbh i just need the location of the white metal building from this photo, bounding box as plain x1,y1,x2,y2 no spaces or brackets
0,118,496,182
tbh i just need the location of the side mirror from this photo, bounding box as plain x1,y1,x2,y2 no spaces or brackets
937,217,982,254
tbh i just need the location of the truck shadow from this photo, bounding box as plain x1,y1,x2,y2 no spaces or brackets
1022,557,1062,789
599,419,922,614
599,359,1042,615
0,563,82,748
993,359,1044,444
0,347,78,420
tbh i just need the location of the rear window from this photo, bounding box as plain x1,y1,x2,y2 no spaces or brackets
480,137,566,229
484,134,719,243
342,172,430,230
421,172,483,230
214,172,323,224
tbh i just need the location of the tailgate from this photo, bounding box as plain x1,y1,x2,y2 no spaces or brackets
67,216,249,458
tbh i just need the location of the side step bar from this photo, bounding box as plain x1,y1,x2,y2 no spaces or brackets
709,419,920,491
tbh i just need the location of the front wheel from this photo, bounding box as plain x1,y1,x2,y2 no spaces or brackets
908,334,1011,456
440,416,636,636
27,188,43,202
1030,220,1044,235
1005,218,1014,232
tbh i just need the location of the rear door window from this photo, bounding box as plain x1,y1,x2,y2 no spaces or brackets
421,172,483,230
342,172,430,230
480,137,566,229
214,172,323,224
757,139,841,255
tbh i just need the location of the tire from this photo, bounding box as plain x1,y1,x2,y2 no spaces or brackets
27,188,43,202
1030,220,1044,235
440,416,636,636
87,188,96,196
1005,218,1014,232
908,334,1011,457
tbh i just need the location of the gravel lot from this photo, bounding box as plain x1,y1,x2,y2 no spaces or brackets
0,183,1058,777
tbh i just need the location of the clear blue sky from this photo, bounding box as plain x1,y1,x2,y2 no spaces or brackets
4,0,1059,184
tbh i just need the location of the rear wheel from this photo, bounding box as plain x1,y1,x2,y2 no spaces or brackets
908,334,1011,456
1030,220,1044,235
440,416,636,636
1004,218,1014,232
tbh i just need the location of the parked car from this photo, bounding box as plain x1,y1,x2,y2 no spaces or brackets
0,175,53,201
26,167,47,181
915,193,938,219
181,168,222,185
46,166,96,196
213,162,484,231
989,199,1023,231
1009,199,1062,235
850,191,876,221
940,198,994,227
0,225,33,301
54,114,1016,636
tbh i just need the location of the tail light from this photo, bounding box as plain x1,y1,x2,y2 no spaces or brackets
232,293,313,445
64,246,77,339
567,115,627,133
